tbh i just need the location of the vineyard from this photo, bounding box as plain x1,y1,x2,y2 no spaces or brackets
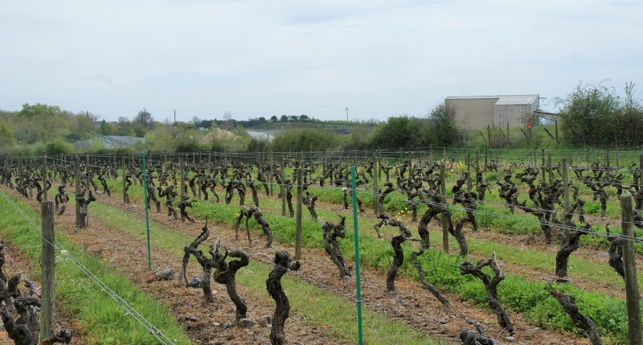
0,147,641,345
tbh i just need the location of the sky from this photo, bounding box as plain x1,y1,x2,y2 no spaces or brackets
1,0,641,123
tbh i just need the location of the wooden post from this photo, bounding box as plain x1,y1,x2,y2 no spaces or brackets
440,162,448,253
295,166,303,260
616,149,620,168
198,152,202,200
40,201,55,342
180,155,186,197
586,147,590,165
281,157,286,216
269,150,274,197
85,152,90,191
548,153,553,185
475,150,479,173
639,152,643,189
122,155,127,203
429,145,433,168
484,146,488,171
562,159,569,213
532,149,536,168
541,149,546,183
75,156,82,228
487,125,491,149
555,120,559,144
373,153,379,215
621,194,643,345
606,149,610,168
506,122,510,146
18,154,23,186
42,155,48,202
466,153,472,191
408,151,413,184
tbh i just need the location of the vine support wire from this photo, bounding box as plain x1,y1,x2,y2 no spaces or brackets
0,190,176,345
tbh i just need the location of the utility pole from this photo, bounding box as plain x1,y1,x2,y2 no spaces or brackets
174,109,177,124
345,107,349,122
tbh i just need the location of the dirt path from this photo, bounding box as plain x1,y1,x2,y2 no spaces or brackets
11,191,350,345
94,190,589,345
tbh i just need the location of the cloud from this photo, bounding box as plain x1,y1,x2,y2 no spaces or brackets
0,0,641,121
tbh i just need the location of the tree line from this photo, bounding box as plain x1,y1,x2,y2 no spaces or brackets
1,81,639,155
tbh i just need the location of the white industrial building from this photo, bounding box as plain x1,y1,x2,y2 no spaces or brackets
445,94,540,130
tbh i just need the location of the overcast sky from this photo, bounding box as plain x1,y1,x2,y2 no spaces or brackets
1,0,641,123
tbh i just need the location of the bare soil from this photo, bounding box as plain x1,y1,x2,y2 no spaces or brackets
1,185,597,345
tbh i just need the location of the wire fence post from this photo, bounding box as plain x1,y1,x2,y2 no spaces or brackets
294,163,303,260
40,200,55,342
42,155,48,202
281,157,286,216
142,152,152,269
350,165,364,345
621,194,642,345
373,152,379,215
75,156,82,228
440,161,449,253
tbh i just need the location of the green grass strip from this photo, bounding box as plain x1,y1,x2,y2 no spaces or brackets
0,193,193,345
186,199,631,344
112,175,633,343
89,201,448,345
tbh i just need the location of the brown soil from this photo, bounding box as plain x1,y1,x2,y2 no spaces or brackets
1,184,595,345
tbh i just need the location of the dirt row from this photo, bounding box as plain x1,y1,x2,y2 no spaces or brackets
92,188,588,345
2,181,594,345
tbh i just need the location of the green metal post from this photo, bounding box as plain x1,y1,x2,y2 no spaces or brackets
142,152,152,269
350,166,363,345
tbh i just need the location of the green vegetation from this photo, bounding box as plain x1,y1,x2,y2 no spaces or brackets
85,199,446,345
114,176,632,344
0,192,193,345
559,82,643,147
2,81,640,154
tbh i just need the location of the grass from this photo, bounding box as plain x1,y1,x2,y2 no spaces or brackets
87,200,449,345
106,165,638,343
0,191,193,345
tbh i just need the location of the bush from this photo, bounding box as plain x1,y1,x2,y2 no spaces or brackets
45,139,72,155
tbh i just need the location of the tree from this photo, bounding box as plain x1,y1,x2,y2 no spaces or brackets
75,112,99,139
0,123,15,148
134,108,154,128
429,104,460,147
368,116,427,149
222,111,234,130
289,115,298,122
99,120,115,135
18,103,73,144
299,114,309,121
280,115,288,122
270,115,278,122
558,82,621,146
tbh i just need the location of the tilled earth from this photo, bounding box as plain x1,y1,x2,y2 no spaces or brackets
2,186,596,345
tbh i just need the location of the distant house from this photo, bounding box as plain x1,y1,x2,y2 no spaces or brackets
445,95,540,130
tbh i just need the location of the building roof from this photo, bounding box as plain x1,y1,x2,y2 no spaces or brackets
494,95,538,105
446,94,539,105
